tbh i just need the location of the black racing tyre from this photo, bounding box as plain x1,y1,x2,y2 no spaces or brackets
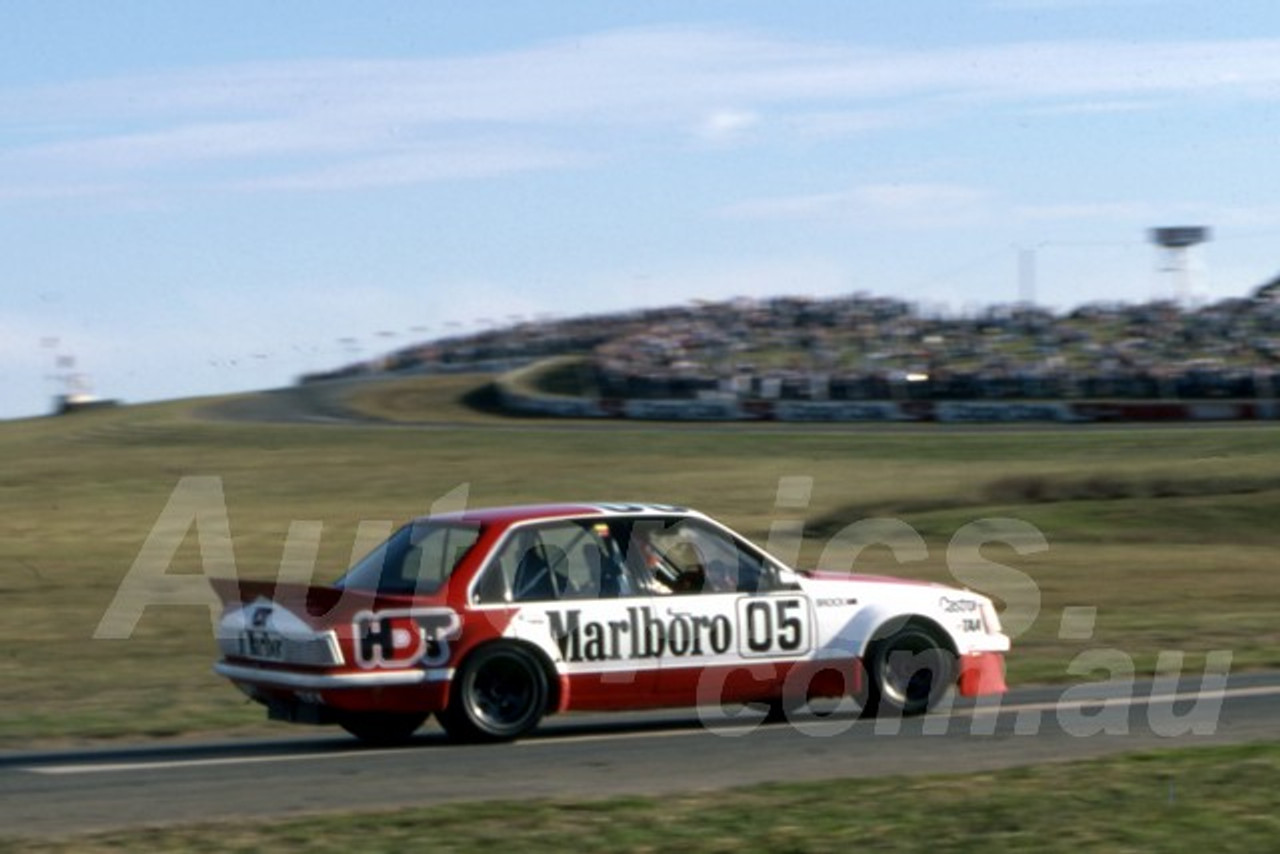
338,711,429,745
438,643,549,742
863,622,956,717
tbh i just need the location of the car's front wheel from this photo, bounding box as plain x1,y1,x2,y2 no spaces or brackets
438,643,549,741
338,711,429,745
864,621,955,717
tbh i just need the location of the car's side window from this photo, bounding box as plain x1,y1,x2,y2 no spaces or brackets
399,524,481,593
339,521,481,595
625,517,782,595
472,519,642,604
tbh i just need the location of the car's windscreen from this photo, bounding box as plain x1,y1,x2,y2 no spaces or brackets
337,521,482,595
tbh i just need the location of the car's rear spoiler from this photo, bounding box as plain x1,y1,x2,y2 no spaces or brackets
207,577,420,617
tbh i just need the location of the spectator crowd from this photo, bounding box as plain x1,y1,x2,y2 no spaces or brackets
304,277,1280,404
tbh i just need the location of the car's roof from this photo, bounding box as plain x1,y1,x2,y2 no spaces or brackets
419,502,696,526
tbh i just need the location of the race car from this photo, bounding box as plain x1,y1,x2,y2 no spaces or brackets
211,502,1009,743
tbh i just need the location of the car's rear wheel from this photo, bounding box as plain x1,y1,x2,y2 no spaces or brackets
864,621,955,717
338,711,429,745
438,643,548,741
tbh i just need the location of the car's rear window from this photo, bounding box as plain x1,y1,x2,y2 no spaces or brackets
337,521,482,595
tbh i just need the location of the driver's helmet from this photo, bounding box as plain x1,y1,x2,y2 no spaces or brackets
666,540,706,594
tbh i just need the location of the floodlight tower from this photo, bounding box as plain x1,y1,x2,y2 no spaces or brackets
1149,226,1210,303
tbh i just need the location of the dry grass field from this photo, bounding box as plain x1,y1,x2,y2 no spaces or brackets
2,374,1278,745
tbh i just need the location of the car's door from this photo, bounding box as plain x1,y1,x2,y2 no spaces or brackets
471,518,658,709
626,517,817,708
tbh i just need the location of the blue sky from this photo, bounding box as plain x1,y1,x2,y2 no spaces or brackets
4,1,1280,419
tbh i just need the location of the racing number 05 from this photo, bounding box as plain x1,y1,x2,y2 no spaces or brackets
738,597,810,657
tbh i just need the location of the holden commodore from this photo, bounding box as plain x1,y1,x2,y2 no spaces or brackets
211,503,1009,743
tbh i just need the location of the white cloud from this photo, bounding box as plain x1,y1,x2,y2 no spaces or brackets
784,107,921,140
693,108,760,144
727,186,1280,237
3,27,1280,202
1014,200,1280,232
1014,201,1158,222
234,142,586,192
1025,98,1165,117
719,190,852,221
721,182,992,227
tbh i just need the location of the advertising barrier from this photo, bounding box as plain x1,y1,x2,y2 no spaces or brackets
497,368,1280,424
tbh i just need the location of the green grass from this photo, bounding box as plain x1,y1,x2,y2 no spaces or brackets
2,375,1280,745
342,372,514,422
5,741,1279,852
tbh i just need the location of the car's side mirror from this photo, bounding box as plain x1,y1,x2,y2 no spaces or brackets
774,565,802,589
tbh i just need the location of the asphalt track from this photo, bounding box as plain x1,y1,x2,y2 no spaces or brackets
4,672,1279,838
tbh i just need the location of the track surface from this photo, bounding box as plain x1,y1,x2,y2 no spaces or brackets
4,672,1279,838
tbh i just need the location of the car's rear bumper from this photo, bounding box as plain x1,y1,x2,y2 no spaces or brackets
214,660,454,689
216,660,454,715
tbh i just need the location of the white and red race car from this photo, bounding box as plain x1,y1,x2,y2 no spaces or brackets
212,503,1009,742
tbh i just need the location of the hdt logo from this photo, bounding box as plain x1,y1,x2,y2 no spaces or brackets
352,608,461,669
